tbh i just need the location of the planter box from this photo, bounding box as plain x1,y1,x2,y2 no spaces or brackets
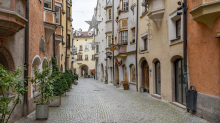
49,96,61,107
74,81,78,85
104,81,108,84
140,87,144,93
123,85,129,90
36,104,49,120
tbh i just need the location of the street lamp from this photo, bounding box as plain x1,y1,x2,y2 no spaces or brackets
106,51,112,59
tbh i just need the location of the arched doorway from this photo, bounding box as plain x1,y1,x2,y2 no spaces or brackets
115,63,119,85
81,66,88,77
0,46,15,71
141,60,149,93
31,56,41,98
155,61,161,95
101,63,104,82
175,58,186,105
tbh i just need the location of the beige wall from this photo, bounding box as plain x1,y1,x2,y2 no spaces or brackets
137,0,184,102
73,36,95,76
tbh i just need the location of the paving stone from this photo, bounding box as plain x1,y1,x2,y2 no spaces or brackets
16,78,209,123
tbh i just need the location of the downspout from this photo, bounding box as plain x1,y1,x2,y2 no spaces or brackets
183,0,189,102
53,33,56,58
23,0,29,116
135,0,139,91
112,0,115,85
65,0,68,71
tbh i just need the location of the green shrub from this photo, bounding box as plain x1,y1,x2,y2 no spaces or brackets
63,70,72,89
50,71,67,96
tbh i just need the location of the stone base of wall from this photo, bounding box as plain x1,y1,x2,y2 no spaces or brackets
28,94,41,114
196,92,220,123
8,103,23,123
129,83,137,91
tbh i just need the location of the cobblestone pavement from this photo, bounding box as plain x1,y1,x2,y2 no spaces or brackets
17,78,208,123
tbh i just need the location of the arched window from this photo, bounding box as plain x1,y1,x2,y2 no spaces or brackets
155,61,161,95
130,64,135,82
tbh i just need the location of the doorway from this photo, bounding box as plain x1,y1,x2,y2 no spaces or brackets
142,60,149,93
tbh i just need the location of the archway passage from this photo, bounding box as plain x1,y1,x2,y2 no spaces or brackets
141,60,149,93
0,46,15,71
81,66,88,77
115,63,119,85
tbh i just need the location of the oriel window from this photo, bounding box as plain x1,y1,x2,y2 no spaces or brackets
108,36,112,46
108,9,112,20
122,31,128,44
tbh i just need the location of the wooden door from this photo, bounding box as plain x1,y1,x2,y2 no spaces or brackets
142,67,149,90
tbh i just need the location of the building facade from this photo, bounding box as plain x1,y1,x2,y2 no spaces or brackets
73,29,95,77
188,0,220,122
59,0,74,73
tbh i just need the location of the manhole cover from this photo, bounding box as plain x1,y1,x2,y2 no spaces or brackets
93,90,99,91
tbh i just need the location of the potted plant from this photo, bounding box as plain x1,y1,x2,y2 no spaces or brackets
31,62,55,120
73,73,78,85
0,65,28,123
121,72,129,90
63,70,72,92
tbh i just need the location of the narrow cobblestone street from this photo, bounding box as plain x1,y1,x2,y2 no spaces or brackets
17,78,208,123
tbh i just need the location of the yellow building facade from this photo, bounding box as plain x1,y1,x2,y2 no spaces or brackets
73,29,95,77
59,0,74,72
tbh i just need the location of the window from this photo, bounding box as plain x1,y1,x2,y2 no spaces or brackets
155,61,161,95
55,7,60,25
92,55,95,60
176,19,181,38
130,65,135,82
144,38,148,51
44,0,52,9
67,7,70,18
142,0,149,14
131,28,135,43
122,0,129,11
78,55,82,60
92,46,95,50
108,36,112,46
85,55,88,60
96,45,99,53
67,34,70,48
79,45,83,51
122,31,128,44
108,9,112,20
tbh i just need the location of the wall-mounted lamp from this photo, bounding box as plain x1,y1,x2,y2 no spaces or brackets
39,0,42,3
106,51,112,59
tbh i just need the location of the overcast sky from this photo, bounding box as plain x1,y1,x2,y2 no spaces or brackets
72,0,97,32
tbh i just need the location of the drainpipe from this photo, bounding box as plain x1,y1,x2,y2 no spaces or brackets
183,0,189,102
112,0,115,85
65,0,68,71
135,0,139,91
53,33,56,58
23,0,29,116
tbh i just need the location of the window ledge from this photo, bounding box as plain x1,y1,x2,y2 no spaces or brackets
170,102,186,109
170,38,183,46
105,20,112,23
151,93,161,100
140,50,149,54
130,42,136,45
129,82,136,85
140,11,148,18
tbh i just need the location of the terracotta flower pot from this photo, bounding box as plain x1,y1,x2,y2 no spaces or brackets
123,85,129,90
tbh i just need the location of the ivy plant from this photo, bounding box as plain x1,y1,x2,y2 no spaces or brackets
0,65,28,123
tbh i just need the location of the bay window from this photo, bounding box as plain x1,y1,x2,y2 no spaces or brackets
108,36,112,46
108,9,112,20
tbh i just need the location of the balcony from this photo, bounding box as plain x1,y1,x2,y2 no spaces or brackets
190,1,220,29
147,0,164,29
44,22,57,42
105,20,112,34
0,0,27,41
95,53,99,59
115,45,127,59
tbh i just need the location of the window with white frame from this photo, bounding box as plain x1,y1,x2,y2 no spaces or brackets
122,31,128,44
96,45,99,53
108,9,112,20
85,55,88,60
140,34,149,51
55,7,60,25
108,36,112,46
44,0,52,10
122,0,129,11
169,11,183,44
132,28,135,43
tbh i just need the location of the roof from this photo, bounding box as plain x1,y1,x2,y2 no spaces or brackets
73,31,94,37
